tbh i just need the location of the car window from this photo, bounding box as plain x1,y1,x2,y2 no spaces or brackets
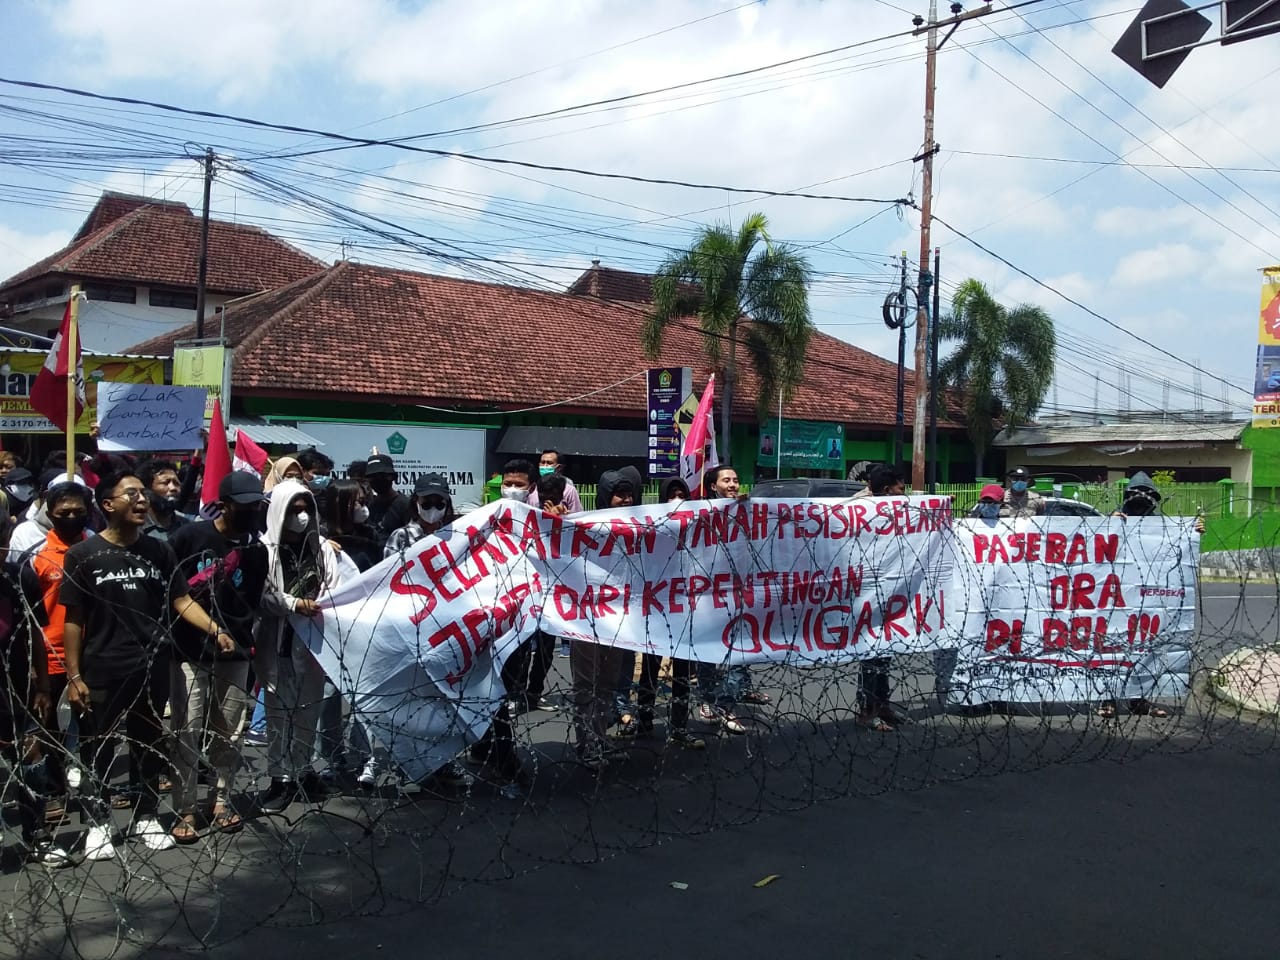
1042,499,1102,517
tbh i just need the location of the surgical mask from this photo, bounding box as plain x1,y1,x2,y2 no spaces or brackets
539,466,556,476
668,496,685,505
310,475,331,490
352,504,370,524
501,486,530,502
1011,481,1028,493
975,502,1000,520
418,504,445,524
50,515,87,540
6,484,33,504
285,511,310,534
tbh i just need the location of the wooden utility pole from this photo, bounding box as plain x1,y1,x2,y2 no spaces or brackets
912,2,993,490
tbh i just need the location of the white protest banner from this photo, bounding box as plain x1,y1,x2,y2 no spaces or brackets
96,382,207,452
298,495,956,779
945,517,1198,704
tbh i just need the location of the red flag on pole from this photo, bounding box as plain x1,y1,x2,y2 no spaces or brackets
29,299,85,433
233,429,269,477
201,399,231,516
680,375,717,495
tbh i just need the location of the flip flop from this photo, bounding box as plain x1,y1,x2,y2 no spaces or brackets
171,815,201,845
211,807,244,834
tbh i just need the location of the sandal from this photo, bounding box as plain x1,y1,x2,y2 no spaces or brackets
211,805,244,834
856,712,894,733
171,815,200,845
1130,699,1170,718
741,690,771,705
158,775,172,794
111,791,135,809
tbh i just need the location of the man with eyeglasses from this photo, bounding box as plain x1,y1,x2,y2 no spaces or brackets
60,470,236,860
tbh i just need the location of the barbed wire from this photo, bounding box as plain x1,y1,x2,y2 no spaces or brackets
0,495,1275,958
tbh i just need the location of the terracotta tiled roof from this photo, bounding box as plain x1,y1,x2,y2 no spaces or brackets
71,191,192,242
566,261,702,305
128,261,958,429
0,193,325,296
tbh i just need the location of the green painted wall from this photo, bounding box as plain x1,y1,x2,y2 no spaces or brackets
1243,424,1280,488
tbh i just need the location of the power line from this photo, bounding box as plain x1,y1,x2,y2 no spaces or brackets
0,74,912,205
929,212,1251,398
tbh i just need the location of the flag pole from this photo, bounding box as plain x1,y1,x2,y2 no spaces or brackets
65,285,80,482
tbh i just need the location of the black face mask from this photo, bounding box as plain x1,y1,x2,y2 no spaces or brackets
226,505,264,537
149,490,179,515
1124,495,1155,516
50,515,88,541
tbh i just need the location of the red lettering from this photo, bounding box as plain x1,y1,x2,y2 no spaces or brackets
389,562,436,626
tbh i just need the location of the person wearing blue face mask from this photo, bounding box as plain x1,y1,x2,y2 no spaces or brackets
969,484,1009,520
1003,467,1044,518
297,450,334,495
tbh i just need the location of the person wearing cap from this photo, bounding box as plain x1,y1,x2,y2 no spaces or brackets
166,470,271,839
3,466,36,520
1096,471,1201,721
384,473,456,558
970,483,1009,520
1003,467,1044,518
365,454,412,549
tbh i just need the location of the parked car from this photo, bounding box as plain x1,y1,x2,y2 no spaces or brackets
749,478,866,499
1040,497,1104,518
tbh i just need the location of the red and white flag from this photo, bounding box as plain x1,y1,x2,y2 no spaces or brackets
29,299,85,433
233,429,269,478
200,399,232,517
680,375,719,495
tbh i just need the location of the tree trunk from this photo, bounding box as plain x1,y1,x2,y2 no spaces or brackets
720,318,736,464
975,446,985,479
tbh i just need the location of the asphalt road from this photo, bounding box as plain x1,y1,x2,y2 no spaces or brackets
195,746,1280,960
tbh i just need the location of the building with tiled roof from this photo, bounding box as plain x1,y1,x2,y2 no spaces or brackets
0,191,324,353
129,259,971,491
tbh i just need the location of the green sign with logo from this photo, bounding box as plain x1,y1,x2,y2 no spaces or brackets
386,431,408,455
757,420,844,467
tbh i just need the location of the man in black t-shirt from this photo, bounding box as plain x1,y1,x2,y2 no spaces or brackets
364,455,410,550
61,469,236,860
168,471,269,838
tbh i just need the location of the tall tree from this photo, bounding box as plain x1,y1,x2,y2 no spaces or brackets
936,278,1056,476
644,212,814,446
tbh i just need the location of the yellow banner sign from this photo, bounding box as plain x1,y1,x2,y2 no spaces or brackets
1252,267,1280,427
173,345,226,422
0,352,165,433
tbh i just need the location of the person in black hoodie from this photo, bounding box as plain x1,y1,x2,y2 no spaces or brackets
168,471,270,838
569,466,642,767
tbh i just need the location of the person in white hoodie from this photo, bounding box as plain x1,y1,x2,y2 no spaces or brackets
255,480,344,814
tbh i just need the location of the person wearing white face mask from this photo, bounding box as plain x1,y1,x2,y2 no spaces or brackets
383,473,456,559
497,459,536,504
255,481,343,814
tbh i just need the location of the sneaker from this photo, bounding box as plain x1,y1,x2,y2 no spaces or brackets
357,757,380,788
559,641,571,658
696,703,720,724
65,766,82,791
259,777,298,814
534,696,559,712
741,690,771,705
26,836,73,868
242,729,268,747
129,817,176,852
669,729,707,750
83,824,116,861
576,746,610,770
429,760,471,788
300,771,331,800
719,710,747,735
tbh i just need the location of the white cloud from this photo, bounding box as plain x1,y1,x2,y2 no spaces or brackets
1111,243,1202,287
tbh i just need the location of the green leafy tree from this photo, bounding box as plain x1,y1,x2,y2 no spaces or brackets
937,278,1056,476
644,212,814,443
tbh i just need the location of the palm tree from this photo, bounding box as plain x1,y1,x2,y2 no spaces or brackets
936,278,1056,476
644,212,814,444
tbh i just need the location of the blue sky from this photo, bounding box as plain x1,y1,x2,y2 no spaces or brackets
1,0,1276,420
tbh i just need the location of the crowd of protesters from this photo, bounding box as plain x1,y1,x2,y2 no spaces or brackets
0,435,1194,867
